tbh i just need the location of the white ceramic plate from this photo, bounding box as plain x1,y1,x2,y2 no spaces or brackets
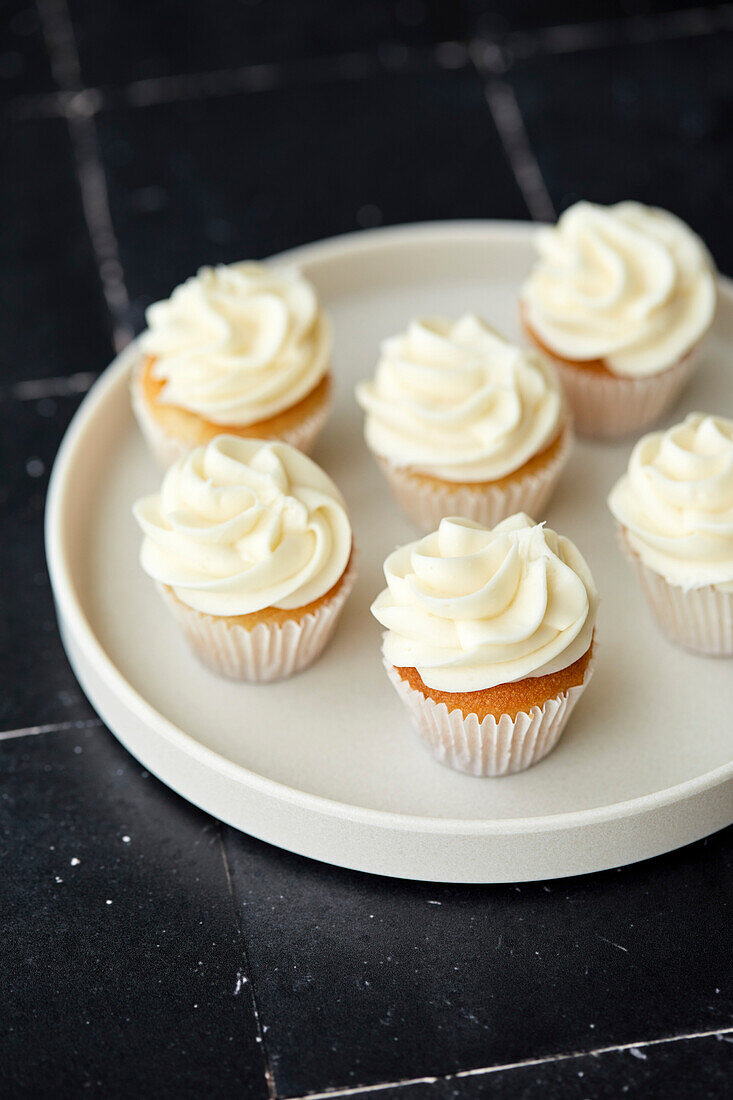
46,221,733,883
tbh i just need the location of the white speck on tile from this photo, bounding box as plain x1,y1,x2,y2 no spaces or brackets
121,835,131,843
73,746,82,755
356,203,382,229
427,900,441,906
55,875,63,883
434,41,467,69
26,457,45,478
234,972,247,995
597,934,629,953
629,1047,647,1060
105,899,112,905
131,185,168,212
70,857,80,866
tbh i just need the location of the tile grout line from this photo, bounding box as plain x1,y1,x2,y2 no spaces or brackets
510,3,733,58
471,45,555,223
9,372,99,400
285,1025,733,1100
0,719,102,742
6,3,733,120
35,0,134,354
217,827,277,1100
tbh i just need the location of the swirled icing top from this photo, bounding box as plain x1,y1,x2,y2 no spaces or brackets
608,413,733,591
521,201,716,378
355,315,563,481
372,513,597,692
139,262,331,425
133,436,352,615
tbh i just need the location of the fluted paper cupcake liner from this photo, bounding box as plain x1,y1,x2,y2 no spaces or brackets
385,651,595,776
619,530,733,656
157,555,357,682
551,353,696,440
376,423,572,534
131,364,332,469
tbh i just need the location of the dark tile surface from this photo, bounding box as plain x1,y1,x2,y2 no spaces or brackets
0,394,100,731
223,826,733,1096
96,66,528,328
69,0,469,88
0,115,113,384
356,1034,733,1099
507,31,733,273
0,726,267,1099
0,1,54,98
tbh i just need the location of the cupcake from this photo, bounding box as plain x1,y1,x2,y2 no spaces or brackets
355,315,571,532
608,413,733,655
372,513,598,776
133,436,355,681
132,262,332,467
521,201,717,439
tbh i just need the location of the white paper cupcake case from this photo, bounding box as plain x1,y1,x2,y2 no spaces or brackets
385,651,596,777
157,555,357,682
131,364,332,469
376,422,572,534
551,352,696,440
620,533,733,656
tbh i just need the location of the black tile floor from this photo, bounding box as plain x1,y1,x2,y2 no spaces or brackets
0,115,113,384
0,1,54,98
1,2,731,1097
2,728,268,1099
223,829,733,1096
97,65,528,330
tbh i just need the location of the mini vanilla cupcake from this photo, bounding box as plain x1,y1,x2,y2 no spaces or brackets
355,315,571,532
132,262,332,467
521,201,717,439
133,436,355,681
372,513,598,776
608,413,733,655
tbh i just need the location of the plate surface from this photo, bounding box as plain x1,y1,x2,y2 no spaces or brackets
46,221,733,882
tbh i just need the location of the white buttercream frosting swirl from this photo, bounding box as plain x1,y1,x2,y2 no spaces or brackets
140,262,331,425
133,436,352,615
356,315,563,482
608,413,733,591
522,201,716,378
372,513,597,692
